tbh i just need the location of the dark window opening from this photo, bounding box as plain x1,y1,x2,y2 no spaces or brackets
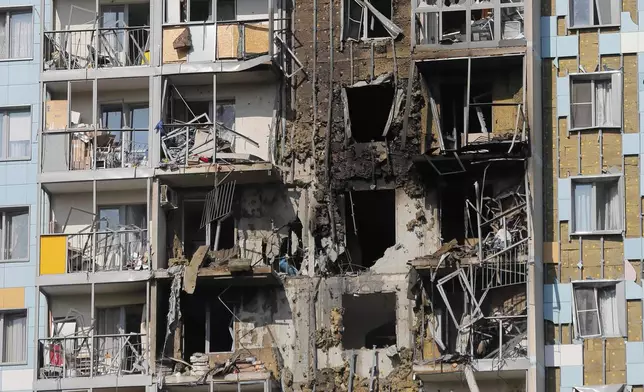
183,291,237,359
190,0,213,21
342,293,397,349
440,82,465,143
345,190,395,267
209,217,235,250
440,181,492,244
184,200,235,258
441,11,466,43
208,297,235,352
346,84,395,142
366,0,392,38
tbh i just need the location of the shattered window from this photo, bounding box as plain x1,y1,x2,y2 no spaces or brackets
570,73,622,130
342,0,401,40
569,0,620,27
572,177,621,234
573,282,624,338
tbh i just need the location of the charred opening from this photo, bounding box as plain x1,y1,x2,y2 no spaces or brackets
440,178,493,245
342,293,397,349
183,289,237,359
346,84,395,142
345,190,396,267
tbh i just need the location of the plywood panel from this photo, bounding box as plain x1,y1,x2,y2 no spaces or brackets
217,24,240,59
40,235,67,275
45,100,68,131
244,22,269,56
0,288,25,309
163,27,188,64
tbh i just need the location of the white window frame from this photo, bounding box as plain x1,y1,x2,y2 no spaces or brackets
342,0,395,41
570,175,623,235
568,0,621,29
0,207,29,261
0,309,27,364
569,71,622,131
571,280,626,339
204,301,237,354
0,7,33,61
0,107,31,161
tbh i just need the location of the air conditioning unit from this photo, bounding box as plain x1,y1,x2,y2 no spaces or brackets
160,184,178,210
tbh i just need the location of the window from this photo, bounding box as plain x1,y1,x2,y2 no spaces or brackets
0,108,30,160
342,293,396,349
0,208,28,260
342,0,397,40
0,310,26,364
217,0,236,21
570,73,622,130
0,9,32,59
569,0,620,28
573,281,625,338
571,177,621,234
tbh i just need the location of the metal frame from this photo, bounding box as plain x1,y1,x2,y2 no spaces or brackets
0,308,28,365
0,6,34,61
567,0,621,29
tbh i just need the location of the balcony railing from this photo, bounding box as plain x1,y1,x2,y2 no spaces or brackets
39,229,148,276
44,27,151,71
38,334,148,379
41,130,149,173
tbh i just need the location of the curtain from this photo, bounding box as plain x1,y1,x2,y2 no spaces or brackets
6,210,27,260
571,0,592,26
602,181,621,231
3,312,26,363
595,80,613,127
598,286,620,337
8,110,30,159
9,12,31,59
0,14,6,58
574,183,593,232
574,287,600,337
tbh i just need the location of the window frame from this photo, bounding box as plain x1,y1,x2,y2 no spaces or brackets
0,7,34,61
571,280,626,339
0,308,28,365
342,0,396,42
204,300,237,354
0,206,30,262
0,106,31,161
567,0,621,29
570,174,623,235
569,71,623,132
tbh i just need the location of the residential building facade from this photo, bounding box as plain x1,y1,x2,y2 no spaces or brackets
31,1,545,392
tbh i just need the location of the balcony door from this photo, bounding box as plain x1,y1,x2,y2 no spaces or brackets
100,4,150,66
96,205,147,271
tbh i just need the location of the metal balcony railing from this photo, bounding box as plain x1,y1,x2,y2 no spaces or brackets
38,333,148,379
64,229,148,273
42,130,149,172
44,27,151,71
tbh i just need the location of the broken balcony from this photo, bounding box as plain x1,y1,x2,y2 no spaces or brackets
44,0,151,71
36,282,150,390
410,161,530,372
38,179,151,284
413,0,526,49
41,79,150,176
158,74,277,172
417,55,528,173
161,0,286,69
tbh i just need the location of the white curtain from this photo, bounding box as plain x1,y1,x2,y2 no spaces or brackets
574,183,593,232
595,80,613,127
598,286,620,337
571,0,592,26
6,210,28,260
9,12,31,59
0,15,6,58
602,181,621,231
3,312,26,363
8,110,30,159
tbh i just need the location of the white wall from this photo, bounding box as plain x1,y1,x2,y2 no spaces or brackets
174,81,276,161
51,189,147,234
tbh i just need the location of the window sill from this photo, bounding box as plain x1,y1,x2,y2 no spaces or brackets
0,361,27,367
0,57,33,63
0,258,30,264
569,125,621,132
0,157,31,162
571,230,623,236
568,23,620,30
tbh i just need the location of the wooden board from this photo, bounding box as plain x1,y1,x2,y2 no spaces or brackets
244,22,269,55
45,100,68,131
163,27,189,64
217,24,239,59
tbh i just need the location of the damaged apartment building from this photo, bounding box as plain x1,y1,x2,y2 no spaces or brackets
30,0,544,390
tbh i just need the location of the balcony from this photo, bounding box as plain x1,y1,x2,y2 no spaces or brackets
413,0,526,51
39,333,148,379
40,229,149,277
44,27,151,71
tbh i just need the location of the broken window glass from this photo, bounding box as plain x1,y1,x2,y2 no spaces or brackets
569,0,620,27
342,0,400,40
190,0,213,21
573,283,624,338
217,0,236,21
574,287,600,337
471,9,493,42
501,7,524,39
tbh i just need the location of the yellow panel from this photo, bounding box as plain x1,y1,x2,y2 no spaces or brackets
544,242,560,264
40,235,67,275
217,24,240,59
162,27,188,64
0,288,24,309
